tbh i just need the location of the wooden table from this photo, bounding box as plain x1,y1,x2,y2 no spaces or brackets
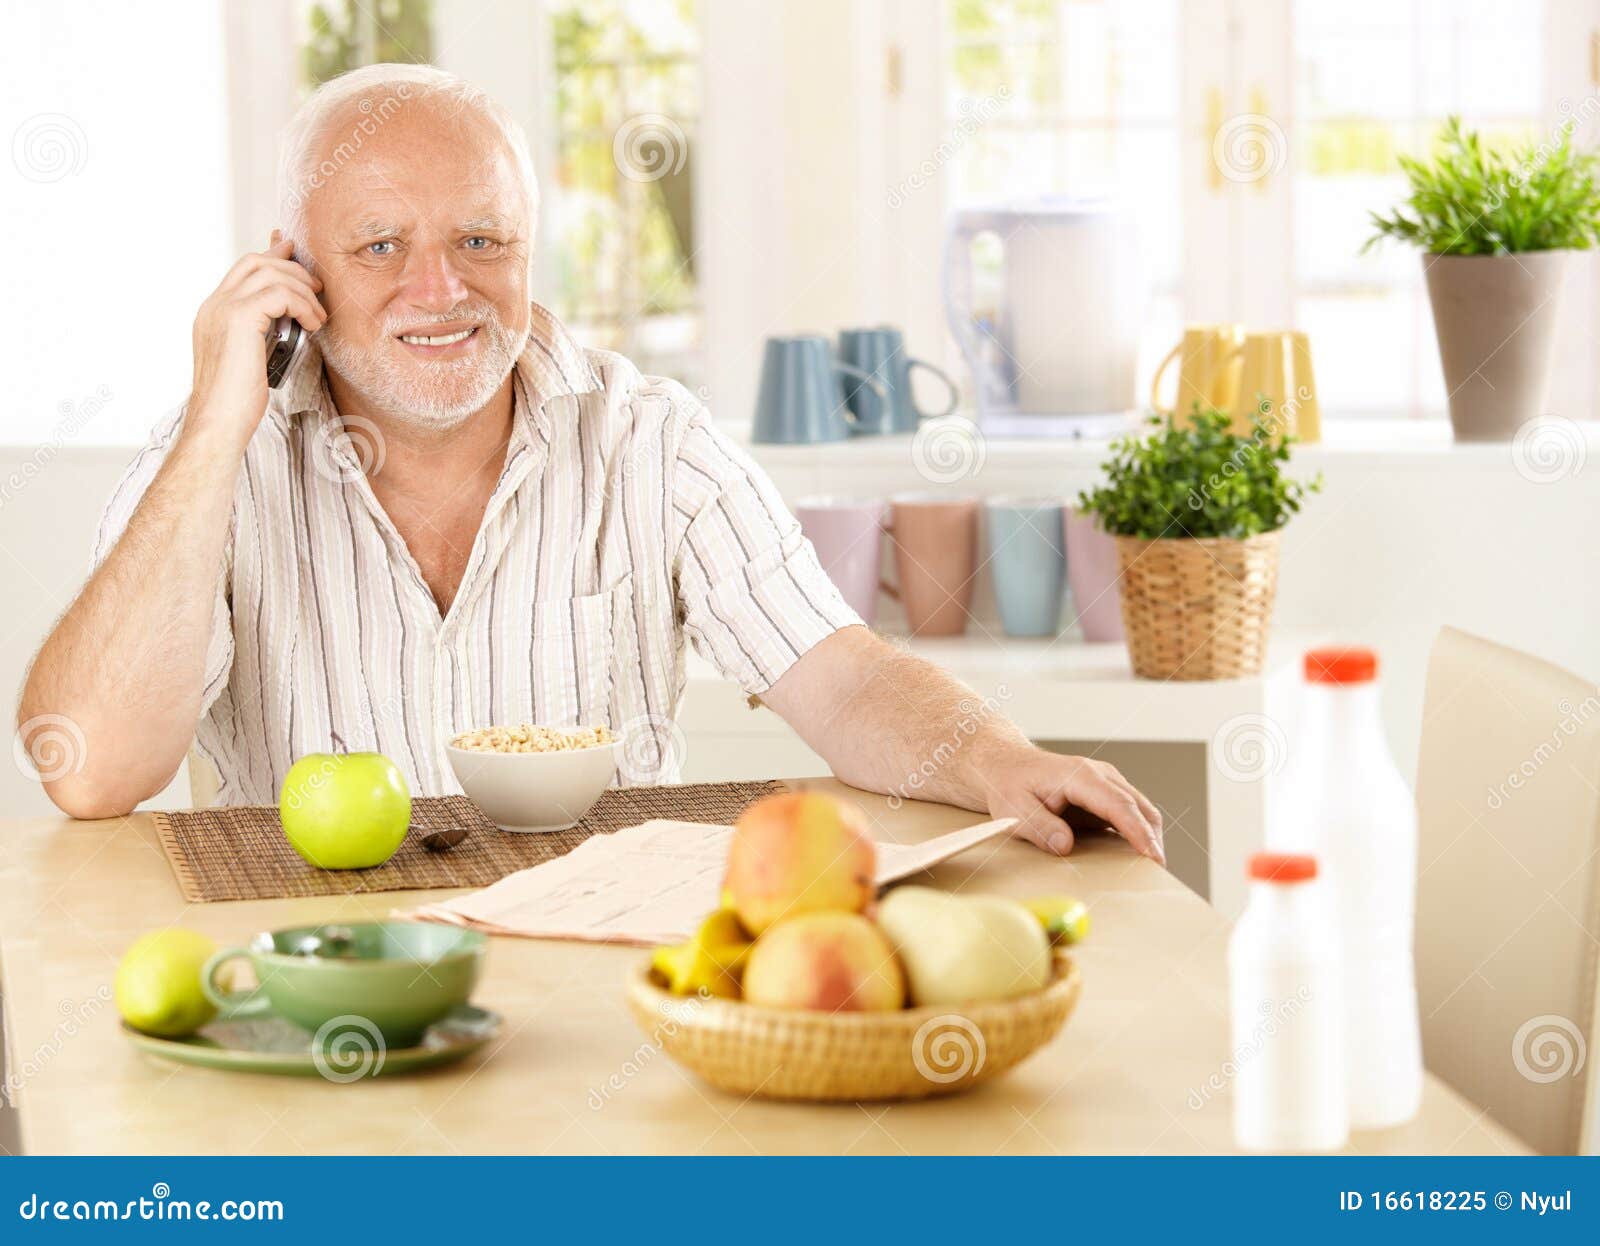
0,780,1525,1155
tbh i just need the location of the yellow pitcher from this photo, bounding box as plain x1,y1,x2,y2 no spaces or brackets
1232,330,1321,443
1150,324,1245,420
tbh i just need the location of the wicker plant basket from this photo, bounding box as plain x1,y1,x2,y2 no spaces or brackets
626,951,1082,1102
1114,530,1280,680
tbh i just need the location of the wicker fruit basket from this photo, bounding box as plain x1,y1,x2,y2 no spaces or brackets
1114,530,1280,680
626,951,1082,1102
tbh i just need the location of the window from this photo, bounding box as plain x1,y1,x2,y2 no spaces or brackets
940,0,1587,420
547,0,702,391
946,0,1182,389
300,0,435,89
1290,0,1544,417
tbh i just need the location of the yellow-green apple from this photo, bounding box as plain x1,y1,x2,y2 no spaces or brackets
875,886,1051,1006
114,929,219,1037
279,751,411,869
742,913,905,1011
723,792,876,934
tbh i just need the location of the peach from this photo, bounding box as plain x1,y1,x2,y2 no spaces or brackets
723,792,876,935
741,913,905,1012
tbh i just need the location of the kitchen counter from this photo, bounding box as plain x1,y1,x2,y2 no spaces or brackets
0,780,1525,1155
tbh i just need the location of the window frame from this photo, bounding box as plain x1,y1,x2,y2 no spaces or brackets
887,0,1600,422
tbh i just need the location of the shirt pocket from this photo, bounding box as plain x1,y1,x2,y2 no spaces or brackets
527,575,631,728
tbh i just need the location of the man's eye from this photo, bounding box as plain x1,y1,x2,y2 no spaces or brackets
367,240,396,256
464,236,494,251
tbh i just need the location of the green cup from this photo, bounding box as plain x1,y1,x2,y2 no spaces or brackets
202,921,486,1049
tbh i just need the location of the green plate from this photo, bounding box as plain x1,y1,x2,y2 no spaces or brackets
122,1005,500,1079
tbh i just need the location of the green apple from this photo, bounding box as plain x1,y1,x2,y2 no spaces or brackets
279,751,411,869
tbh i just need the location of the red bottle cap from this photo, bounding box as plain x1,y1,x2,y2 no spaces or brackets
1304,646,1378,685
1248,852,1318,883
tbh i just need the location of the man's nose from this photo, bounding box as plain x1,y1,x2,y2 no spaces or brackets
398,241,470,311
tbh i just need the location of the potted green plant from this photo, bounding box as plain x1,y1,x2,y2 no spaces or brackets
1078,408,1320,680
1366,117,1600,441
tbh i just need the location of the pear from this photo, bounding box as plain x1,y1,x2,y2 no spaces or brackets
876,886,1051,1006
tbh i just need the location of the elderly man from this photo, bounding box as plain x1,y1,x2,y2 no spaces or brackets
19,64,1162,864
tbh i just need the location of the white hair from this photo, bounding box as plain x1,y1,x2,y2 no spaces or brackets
276,62,539,260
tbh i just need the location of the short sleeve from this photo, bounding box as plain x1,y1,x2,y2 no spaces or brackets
93,407,235,715
669,405,861,695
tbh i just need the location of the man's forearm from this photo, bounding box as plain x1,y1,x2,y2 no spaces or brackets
764,626,1025,813
19,423,242,816
765,626,1165,861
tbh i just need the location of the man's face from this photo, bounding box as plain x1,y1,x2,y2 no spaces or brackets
303,97,533,430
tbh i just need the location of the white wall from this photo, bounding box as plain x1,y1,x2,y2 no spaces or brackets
0,451,193,817
1,0,234,447
741,426,1600,787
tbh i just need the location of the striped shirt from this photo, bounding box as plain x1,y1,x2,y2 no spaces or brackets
93,303,859,805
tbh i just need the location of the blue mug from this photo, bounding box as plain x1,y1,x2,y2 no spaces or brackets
838,326,959,436
985,498,1067,637
753,336,887,444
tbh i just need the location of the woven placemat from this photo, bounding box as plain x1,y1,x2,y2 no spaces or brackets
151,781,786,903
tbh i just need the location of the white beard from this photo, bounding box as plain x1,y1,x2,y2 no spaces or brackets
317,304,525,431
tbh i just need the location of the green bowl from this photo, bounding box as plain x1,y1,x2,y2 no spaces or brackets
202,921,486,1048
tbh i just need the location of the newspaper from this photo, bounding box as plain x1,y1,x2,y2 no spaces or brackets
404,816,1015,945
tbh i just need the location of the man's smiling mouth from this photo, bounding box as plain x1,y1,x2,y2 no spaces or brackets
397,326,478,347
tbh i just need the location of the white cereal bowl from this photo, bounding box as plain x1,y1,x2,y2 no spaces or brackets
445,740,619,833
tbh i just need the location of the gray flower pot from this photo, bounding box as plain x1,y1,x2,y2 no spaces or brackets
1423,250,1572,442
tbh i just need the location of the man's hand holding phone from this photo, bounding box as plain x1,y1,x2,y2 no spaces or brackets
186,232,326,453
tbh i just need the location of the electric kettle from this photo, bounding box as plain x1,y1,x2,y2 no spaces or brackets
942,198,1144,436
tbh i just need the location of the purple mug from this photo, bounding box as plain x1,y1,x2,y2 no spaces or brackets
795,496,887,626
1063,508,1125,643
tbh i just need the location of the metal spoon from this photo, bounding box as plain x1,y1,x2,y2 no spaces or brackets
420,826,470,853
289,925,360,958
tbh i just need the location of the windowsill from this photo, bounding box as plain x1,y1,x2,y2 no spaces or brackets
725,415,1598,471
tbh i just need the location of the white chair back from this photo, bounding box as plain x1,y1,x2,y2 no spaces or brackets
1416,626,1600,1154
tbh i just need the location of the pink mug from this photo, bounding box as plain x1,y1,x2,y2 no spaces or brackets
795,497,887,626
884,494,979,637
1063,508,1124,642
